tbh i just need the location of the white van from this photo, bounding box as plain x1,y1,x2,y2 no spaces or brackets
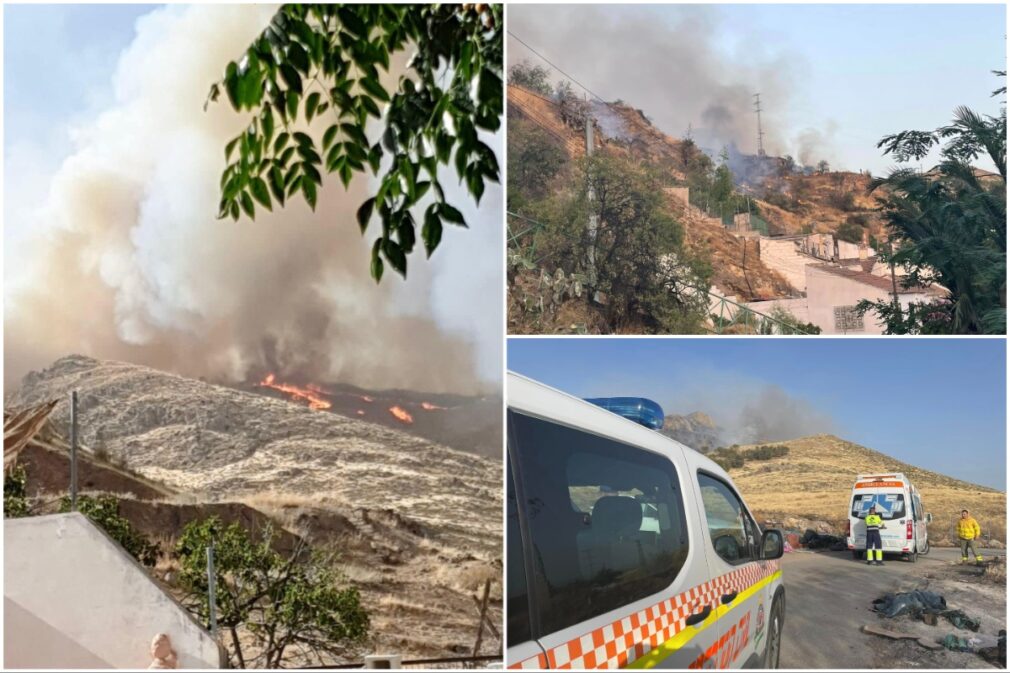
846,473,931,562
506,373,786,669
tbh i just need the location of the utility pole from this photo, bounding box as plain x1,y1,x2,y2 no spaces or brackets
69,391,78,511
585,94,599,295
753,93,766,157
207,544,219,639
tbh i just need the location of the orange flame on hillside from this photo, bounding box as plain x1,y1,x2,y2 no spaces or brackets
420,402,446,411
389,406,414,424
360,395,374,403
258,373,332,411
356,409,366,416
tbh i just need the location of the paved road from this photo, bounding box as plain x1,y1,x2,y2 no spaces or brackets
778,547,1005,669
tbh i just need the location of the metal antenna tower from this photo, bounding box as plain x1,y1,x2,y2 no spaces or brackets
753,93,766,156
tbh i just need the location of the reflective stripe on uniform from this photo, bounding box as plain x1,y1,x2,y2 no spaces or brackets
509,561,781,670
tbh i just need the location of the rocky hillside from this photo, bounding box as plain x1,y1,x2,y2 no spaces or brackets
6,355,502,660
660,411,722,452
727,434,1005,545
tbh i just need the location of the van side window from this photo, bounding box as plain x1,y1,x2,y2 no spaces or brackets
507,463,532,646
697,473,759,565
510,411,689,636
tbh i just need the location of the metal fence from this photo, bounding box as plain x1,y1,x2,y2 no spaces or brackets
297,654,502,669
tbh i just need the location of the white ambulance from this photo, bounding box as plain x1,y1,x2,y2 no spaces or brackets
846,473,931,562
506,373,786,669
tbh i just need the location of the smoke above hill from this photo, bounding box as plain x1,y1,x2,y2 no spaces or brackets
663,382,837,447
507,4,837,165
4,5,501,394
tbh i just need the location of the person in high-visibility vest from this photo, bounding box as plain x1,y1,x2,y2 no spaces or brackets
865,505,885,566
956,509,983,565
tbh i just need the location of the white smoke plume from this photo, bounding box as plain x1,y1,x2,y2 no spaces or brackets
4,5,502,394
794,121,839,169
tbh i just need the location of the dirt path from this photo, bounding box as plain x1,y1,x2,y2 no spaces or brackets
780,547,1005,669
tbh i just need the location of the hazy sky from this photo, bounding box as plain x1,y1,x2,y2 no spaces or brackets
4,4,503,387
508,338,1007,490
508,3,1006,173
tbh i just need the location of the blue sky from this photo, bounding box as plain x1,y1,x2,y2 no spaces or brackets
508,3,1006,173
508,338,1007,490
4,4,157,288
711,3,1005,170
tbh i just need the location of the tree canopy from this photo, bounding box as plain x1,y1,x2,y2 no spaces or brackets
860,75,1006,334
536,154,712,332
210,4,503,281
176,517,368,668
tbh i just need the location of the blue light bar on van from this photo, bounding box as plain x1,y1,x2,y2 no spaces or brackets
584,397,665,430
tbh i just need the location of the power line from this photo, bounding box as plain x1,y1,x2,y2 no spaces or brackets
507,30,608,104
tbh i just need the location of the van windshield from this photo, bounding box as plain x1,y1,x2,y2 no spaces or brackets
852,493,906,520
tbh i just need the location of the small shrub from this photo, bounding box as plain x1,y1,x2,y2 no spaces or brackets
827,190,858,212
60,494,159,566
4,465,30,518
836,220,865,244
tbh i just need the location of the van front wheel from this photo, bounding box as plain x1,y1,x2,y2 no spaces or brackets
764,595,784,669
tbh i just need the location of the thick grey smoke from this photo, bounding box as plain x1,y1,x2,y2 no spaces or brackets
795,121,839,168
508,5,792,155
4,5,501,394
508,5,836,166
661,381,836,446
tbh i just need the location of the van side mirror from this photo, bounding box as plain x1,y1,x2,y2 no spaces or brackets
761,529,785,560
926,513,933,524
714,535,742,562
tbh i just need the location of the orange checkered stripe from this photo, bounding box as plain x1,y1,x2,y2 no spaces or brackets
511,653,549,669
508,560,780,670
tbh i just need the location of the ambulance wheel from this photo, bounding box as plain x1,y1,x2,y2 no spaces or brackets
920,540,930,555
909,549,918,563
765,595,784,669
852,550,862,560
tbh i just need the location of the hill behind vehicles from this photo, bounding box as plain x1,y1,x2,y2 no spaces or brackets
719,435,1005,547
507,373,785,669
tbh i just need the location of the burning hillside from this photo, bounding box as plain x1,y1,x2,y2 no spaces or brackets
6,354,503,658
507,83,797,309
245,373,502,459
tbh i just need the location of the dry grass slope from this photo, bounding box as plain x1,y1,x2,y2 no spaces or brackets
7,355,502,660
727,434,1005,544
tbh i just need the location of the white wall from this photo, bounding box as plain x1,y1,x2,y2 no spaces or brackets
5,513,222,669
804,266,932,335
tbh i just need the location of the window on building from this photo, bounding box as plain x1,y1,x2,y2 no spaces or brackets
509,410,689,636
834,305,864,332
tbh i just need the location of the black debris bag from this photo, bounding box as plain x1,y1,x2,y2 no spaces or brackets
800,529,845,551
872,590,947,618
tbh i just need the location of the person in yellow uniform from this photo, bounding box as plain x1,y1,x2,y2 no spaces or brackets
865,505,885,566
956,509,983,565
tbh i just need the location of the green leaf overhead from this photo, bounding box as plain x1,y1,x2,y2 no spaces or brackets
211,4,503,282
